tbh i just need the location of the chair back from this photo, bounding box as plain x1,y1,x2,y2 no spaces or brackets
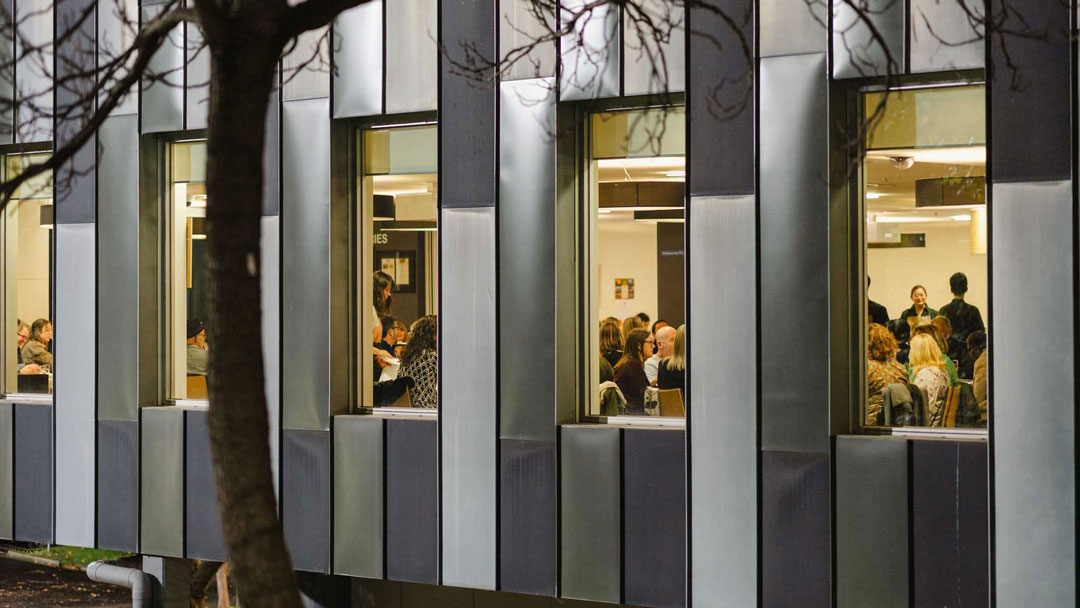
658,389,684,417
941,385,962,428
186,375,208,400
389,386,412,408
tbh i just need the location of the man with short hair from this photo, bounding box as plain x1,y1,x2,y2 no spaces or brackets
651,319,669,335
637,312,650,328
939,272,984,378
645,325,677,385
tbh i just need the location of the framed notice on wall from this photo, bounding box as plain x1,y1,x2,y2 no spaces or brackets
615,278,634,300
376,250,416,293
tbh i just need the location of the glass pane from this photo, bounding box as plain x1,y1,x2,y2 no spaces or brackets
3,152,53,395
863,84,988,430
359,124,439,410
591,107,685,159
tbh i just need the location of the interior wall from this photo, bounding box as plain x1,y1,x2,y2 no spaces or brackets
15,200,50,326
598,220,657,323
866,222,987,322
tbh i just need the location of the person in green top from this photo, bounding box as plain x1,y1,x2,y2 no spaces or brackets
906,324,959,386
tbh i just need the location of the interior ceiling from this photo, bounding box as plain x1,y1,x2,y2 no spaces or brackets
865,147,985,214
372,173,438,196
597,156,685,183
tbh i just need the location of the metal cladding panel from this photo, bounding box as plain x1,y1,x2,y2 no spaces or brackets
54,139,96,224
0,402,11,539
14,0,52,143
13,403,52,543
992,180,1075,607
97,0,138,115
0,0,13,143
332,0,383,118
835,437,908,608
761,451,830,608
559,0,619,100
140,407,184,557
282,27,331,101
54,224,97,546
264,91,281,216
688,195,757,607
386,419,439,584
440,207,497,589
912,440,989,608
499,79,556,441
909,0,983,73
261,215,281,495
185,22,210,129
185,410,227,561
385,0,438,113
759,53,829,453
140,3,184,133
560,426,620,603
624,0,685,95
441,0,496,209
623,429,686,608
97,420,139,551
55,0,97,225
760,0,826,57
687,0,754,197
499,440,556,596
499,0,556,81
332,416,384,578
97,115,140,422
990,0,1070,183
282,98,331,431
283,429,332,573
831,0,905,78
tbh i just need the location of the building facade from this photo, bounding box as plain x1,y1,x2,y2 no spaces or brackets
0,0,1075,607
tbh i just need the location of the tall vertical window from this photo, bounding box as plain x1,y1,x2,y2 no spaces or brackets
586,108,686,421
861,84,988,430
165,140,209,402
358,124,439,410
1,152,53,395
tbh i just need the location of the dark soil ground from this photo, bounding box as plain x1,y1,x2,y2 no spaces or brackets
0,557,129,607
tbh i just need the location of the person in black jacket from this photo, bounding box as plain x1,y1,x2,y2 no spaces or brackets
657,324,686,395
939,272,985,378
867,276,889,327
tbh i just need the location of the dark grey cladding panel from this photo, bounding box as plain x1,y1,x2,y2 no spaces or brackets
0,402,11,539
688,0,754,197
14,404,52,543
97,421,139,552
836,437,908,608
761,451,830,608
561,426,620,603
385,419,439,584
499,439,556,596
264,89,281,216
623,429,686,608
54,0,95,223
185,410,227,561
439,0,496,208
956,442,989,606
990,0,1070,182
0,0,12,144
909,0,983,73
759,53,829,453
283,429,332,573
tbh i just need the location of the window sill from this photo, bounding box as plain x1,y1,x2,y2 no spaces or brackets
349,407,437,421
568,416,686,430
852,427,987,442
0,394,52,405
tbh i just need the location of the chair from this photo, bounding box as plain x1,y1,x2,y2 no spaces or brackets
657,389,684,417
389,386,412,408
941,385,962,428
186,375,208,400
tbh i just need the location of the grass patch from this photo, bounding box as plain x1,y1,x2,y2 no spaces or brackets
10,545,133,569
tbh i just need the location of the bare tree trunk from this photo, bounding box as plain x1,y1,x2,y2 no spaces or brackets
200,9,300,607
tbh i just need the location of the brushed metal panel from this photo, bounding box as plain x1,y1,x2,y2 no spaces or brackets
623,428,686,608
140,3,184,133
185,21,209,129
992,180,1075,607
97,115,140,422
14,0,52,143
440,207,497,590
54,224,96,546
386,419,439,584
185,410,227,561
332,416,383,578
13,403,52,543
559,0,619,100
97,420,139,551
97,0,138,115
499,440,556,595
500,0,556,80
760,0,827,57
283,429,332,573
332,0,383,118
561,426,620,602
264,90,281,216
385,0,437,113
623,0,685,95
0,402,11,539
836,436,908,608
0,0,13,143
909,0,983,73
261,215,281,496
282,98,331,431
141,407,184,557
759,53,829,454
762,451,830,608
832,0,905,78
499,79,556,441
688,194,757,607
283,27,330,101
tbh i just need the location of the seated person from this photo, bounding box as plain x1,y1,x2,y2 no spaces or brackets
392,320,409,358
21,318,53,369
374,315,399,379
656,324,686,395
600,319,623,368
909,334,950,425
15,321,28,365
621,316,644,342
646,326,676,385
613,329,650,415
599,355,614,384
398,315,438,409
907,325,959,387
968,331,988,416
866,323,907,425
186,319,209,375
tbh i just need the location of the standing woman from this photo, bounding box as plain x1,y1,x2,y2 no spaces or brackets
895,284,938,344
614,328,650,414
372,271,396,368
398,315,438,409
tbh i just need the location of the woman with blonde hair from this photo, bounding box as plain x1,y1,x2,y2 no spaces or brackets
657,324,686,394
600,318,623,368
866,323,907,425
621,316,644,341
909,333,950,425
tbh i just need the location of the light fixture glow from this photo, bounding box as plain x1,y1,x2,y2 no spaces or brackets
950,214,971,221
866,192,882,199
868,145,986,166
596,157,685,169
663,170,686,177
